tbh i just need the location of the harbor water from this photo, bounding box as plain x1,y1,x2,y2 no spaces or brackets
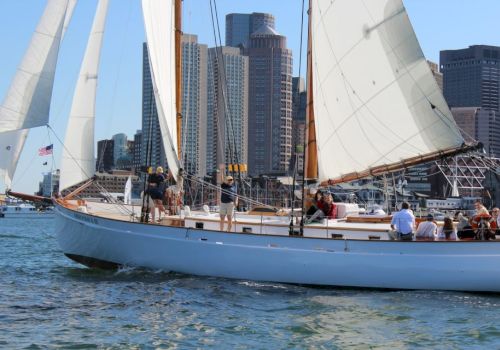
1,217,500,349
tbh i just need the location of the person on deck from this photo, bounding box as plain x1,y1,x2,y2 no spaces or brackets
437,216,458,240
415,214,437,241
306,190,322,218
390,202,415,241
471,200,495,240
492,208,500,236
220,176,238,232
147,166,166,222
318,192,337,219
474,201,489,216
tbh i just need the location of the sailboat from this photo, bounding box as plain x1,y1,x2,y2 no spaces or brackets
13,0,500,291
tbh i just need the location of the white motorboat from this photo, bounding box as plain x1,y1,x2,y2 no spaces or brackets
0,203,54,218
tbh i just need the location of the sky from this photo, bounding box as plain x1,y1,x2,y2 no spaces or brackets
0,0,499,194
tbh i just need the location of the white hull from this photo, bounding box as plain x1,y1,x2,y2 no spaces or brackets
55,203,500,292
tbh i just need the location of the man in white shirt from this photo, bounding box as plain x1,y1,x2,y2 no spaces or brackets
415,214,437,240
390,202,415,241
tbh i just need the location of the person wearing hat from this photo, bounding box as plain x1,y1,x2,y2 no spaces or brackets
415,213,437,241
146,166,166,222
220,175,238,232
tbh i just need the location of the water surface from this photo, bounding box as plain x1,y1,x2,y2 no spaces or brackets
1,217,499,349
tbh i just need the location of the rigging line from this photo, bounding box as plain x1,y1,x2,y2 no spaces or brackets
206,49,226,177
46,124,95,187
210,1,236,175
296,0,306,229
208,0,240,201
210,0,243,186
185,173,273,209
46,127,56,196
96,0,135,173
180,35,193,168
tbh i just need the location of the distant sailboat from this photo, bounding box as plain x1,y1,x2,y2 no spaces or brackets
46,0,500,292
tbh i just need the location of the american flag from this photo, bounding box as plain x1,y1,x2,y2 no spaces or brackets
38,144,53,156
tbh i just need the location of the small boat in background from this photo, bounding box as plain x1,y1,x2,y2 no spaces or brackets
0,200,53,219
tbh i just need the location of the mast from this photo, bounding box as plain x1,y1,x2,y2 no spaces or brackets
175,0,182,159
304,0,318,180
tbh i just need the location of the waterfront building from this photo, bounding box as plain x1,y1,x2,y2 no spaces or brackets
132,130,142,172
141,43,165,170
451,107,500,157
96,139,114,172
291,77,306,174
441,45,500,114
181,34,208,177
40,169,60,197
207,46,249,177
247,25,293,176
225,13,275,48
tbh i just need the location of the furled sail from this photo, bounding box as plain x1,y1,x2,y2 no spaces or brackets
0,0,76,189
310,0,468,184
0,0,70,133
142,0,181,178
59,0,109,191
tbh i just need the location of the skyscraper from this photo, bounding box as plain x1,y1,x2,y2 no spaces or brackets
292,77,306,173
451,107,500,157
225,13,275,48
247,25,293,176
441,45,500,113
96,139,114,172
132,130,142,172
207,46,249,176
141,43,165,170
441,45,500,157
181,34,208,177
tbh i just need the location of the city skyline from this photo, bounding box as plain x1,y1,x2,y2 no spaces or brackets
0,0,499,193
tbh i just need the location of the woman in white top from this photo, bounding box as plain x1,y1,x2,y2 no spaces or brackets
437,217,458,241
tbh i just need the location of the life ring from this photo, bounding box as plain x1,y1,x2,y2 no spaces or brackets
471,214,494,230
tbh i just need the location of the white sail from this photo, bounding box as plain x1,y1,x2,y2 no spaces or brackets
0,0,76,189
311,0,464,183
59,0,109,191
0,131,29,188
0,0,70,133
142,0,181,178
124,175,132,205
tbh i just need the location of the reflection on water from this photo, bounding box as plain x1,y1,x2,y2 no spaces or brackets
1,218,500,349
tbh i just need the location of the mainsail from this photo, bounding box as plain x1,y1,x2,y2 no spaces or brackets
59,0,109,191
0,0,76,188
142,0,181,178
310,0,469,184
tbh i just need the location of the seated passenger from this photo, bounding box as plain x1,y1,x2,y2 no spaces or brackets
437,217,458,240
306,190,322,218
317,192,337,219
456,212,474,240
415,214,437,241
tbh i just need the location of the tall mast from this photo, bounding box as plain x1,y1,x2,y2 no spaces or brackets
304,0,318,180
175,0,182,159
